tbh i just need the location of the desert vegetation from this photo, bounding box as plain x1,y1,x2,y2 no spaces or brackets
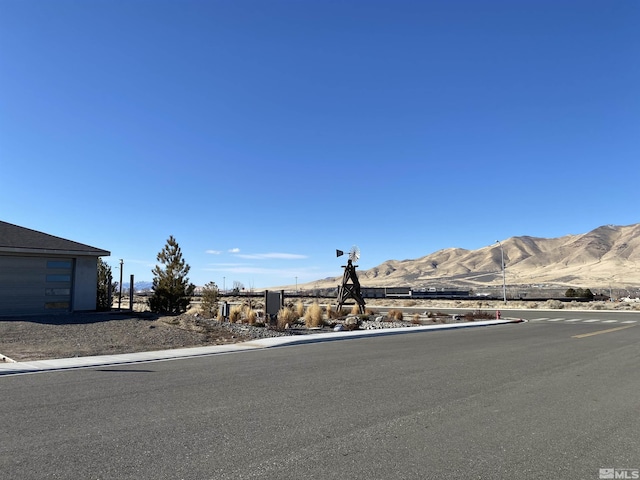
304,302,324,328
199,281,220,318
277,306,297,330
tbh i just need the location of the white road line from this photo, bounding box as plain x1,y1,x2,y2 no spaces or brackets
532,318,549,321
547,318,564,322
621,320,638,324
601,320,618,323
582,319,601,323
566,319,583,322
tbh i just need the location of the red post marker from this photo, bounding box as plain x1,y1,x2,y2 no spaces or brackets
496,310,501,319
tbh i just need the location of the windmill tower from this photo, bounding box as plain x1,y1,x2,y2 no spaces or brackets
336,246,366,314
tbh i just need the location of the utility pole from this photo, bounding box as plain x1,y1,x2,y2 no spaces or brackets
129,274,134,311
118,259,124,310
496,241,506,303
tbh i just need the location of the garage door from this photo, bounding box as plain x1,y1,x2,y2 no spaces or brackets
0,256,73,315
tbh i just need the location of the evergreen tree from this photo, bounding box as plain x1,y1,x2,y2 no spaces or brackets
200,281,220,318
148,236,195,314
96,258,116,311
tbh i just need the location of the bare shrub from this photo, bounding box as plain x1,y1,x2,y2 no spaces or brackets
331,307,348,318
305,302,324,328
466,311,493,320
544,300,564,309
411,314,421,324
388,309,404,321
199,281,219,318
350,304,361,315
295,301,305,319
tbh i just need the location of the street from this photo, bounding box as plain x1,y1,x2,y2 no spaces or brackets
1,317,639,479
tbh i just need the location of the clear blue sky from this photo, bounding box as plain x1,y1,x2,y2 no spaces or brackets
1,0,638,289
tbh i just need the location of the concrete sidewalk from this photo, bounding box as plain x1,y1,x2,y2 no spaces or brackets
0,318,524,376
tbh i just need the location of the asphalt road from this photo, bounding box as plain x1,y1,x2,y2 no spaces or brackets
2,317,639,480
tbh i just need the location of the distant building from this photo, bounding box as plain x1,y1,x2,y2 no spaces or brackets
0,221,110,315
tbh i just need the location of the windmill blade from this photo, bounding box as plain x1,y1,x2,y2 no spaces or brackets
348,245,360,262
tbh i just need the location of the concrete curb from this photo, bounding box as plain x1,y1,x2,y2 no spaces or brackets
0,318,524,376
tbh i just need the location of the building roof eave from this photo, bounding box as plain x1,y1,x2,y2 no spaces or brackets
0,247,111,257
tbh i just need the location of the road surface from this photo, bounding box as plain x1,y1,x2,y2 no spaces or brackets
1,317,639,479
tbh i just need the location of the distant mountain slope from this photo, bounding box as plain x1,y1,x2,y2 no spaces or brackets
299,223,640,290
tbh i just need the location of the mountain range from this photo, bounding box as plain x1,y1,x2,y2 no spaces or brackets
299,223,640,293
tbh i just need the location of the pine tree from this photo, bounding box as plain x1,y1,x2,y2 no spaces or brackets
148,235,195,314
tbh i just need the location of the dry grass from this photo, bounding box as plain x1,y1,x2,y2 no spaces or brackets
243,306,257,325
325,304,334,319
388,309,404,321
325,305,348,319
305,302,324,328
277,306,296,330
229,304,243,323
295,300,305,319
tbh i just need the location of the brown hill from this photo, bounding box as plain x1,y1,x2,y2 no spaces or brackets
299,223,640,291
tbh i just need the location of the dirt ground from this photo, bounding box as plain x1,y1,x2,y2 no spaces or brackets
0,312,256,362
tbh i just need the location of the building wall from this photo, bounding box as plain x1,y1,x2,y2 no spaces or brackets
0,254,100,316
0,255,49,315
73,256,98,311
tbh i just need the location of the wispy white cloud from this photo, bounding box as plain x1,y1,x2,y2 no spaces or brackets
204,266,283,275
228,248,240,253
203,265,333,279
205,249,222,255
207,263,247,267
234,252,308,260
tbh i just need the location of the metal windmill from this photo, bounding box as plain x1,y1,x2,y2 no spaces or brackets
335,245,366,314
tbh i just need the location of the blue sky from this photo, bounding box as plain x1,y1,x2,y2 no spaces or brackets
1,0,638,289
